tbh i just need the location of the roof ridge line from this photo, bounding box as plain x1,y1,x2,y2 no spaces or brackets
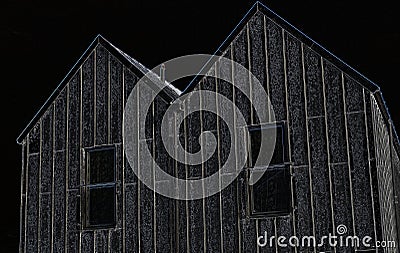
16,35,101,144
255,1,380,91
16,34,181,144
98,35,182,95
181,2,259,93
182,1,381,94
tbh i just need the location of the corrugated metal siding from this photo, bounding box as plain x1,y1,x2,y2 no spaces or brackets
391,141,400,244
371,95,398,252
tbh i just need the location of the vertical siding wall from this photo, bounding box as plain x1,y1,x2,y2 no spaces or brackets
19,10,399,253
20,43,168,253
178,10,383,252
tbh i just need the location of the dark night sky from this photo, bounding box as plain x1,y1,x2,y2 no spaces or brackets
1,0,399,251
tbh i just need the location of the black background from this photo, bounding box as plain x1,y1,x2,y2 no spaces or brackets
1,0,399,251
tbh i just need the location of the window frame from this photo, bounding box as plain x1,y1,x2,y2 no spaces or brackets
248,164,291,217
246,122,292,218
247,122,287,168
82,145,117,229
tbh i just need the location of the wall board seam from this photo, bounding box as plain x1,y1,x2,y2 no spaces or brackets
301,43,316,252
321,59,337,250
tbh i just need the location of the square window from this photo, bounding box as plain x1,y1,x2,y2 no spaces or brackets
87,186,116,227
88,148,115,184
84,146,116,229
250,167,291,215
248,124,285,167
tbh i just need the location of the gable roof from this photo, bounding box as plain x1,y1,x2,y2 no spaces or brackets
181,1,400,154
17,2,399,153
16,35,181,144
183,1,382,93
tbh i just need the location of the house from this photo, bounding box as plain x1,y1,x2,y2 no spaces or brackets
17,2,400,252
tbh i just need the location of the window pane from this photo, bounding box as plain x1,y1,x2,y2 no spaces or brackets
88,148,115,184
249,125,284,167
251,167,290,214
88,186,115,227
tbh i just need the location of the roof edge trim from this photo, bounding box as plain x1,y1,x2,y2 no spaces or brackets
16,34,180,144
16,35,102,144
182,1,381,94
